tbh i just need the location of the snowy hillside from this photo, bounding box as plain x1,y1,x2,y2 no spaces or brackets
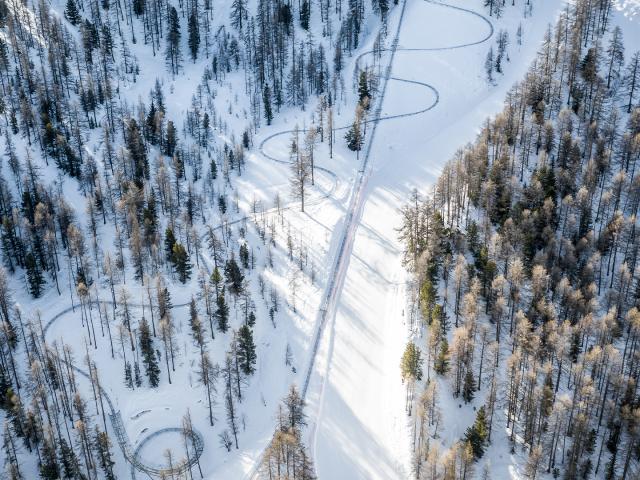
0,0,638,478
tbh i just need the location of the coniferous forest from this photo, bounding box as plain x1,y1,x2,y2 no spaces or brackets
0,0,638,476
400,1,640,478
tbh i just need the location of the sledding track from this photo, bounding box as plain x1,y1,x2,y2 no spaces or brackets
43,301,205,479
250,0,494,479
42,1,492,479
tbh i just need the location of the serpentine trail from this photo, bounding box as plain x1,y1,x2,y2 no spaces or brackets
43,300,204,479
254,0,494,479
44,1,492,479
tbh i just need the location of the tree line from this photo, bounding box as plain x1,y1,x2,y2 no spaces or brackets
400,0,640,478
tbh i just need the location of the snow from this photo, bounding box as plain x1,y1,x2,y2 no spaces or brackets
303,1,568,479
615,0,640,23
4,0,625,477
614,0,640,49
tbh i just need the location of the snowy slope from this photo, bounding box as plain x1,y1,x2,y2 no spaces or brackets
303,1,568,479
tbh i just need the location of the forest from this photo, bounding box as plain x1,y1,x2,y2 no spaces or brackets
400,0,640,478
0,0,388,472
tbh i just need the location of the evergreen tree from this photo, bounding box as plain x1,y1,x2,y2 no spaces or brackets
39,438,60,480
300,0,310,30
485,47,494,84
372,0,388,19
164,227,176,262
239,243,249,269
94,429,116,480
263,86,273,125
345,109,364,154
230,0,247,30
400,341,423,382
434,339,449,374
165,121,178,156
172,243,192,283
59,438,81,479
225,255,244,295
216,288,230,333
126,119,148,187
134,361,142,387
358,70,370,108
65,0,81,25
464,406,489,459
139,317,160,387
166,6,182,75
218,195,227,215
462,368,476,403
210,158,218,179
25,252,45,298
237,325,257,375
124,361,134,389
188,12,200,61
132,0,144,15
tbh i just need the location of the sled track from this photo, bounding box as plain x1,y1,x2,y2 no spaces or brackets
43,300,205,479
43,1,492,478
254,0,493,479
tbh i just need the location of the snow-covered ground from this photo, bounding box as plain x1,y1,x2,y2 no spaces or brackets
300,1,568,478
7,0,638,477
615,0,640,23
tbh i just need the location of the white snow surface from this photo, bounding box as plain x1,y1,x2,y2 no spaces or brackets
9,0,635,478
300,1,568,479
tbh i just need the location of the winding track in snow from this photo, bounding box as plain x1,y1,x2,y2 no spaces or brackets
43,2,492,478
43,300,204,479
255,0,493,478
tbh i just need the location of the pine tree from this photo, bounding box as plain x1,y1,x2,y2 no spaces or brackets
462,368,476,403
345,119,363,153
65,0,81,25
139,317,160,387
358,70,370,108
239,243,249,269
485,47,494,84
25,252,45,298
263,86,273,125
166,6,182,75
299,0,310,30
39,437,60,480
236,325,257,375
134,361,142,387
126,119,149,187
434,339,449,375
165,121,178,156
400,341,423,382
164,228,176,262
172,243,192,283
188,12,200,61
464,406,489,459
625,51,640,113
230,0,247,30
124,361,134,388
224,256,244,295
59,437,81,479
216,288,229,333
94,429,116,480
372,0,388,19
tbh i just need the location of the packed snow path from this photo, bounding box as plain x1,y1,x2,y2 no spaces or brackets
43,301,205,479
308,1,494,479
